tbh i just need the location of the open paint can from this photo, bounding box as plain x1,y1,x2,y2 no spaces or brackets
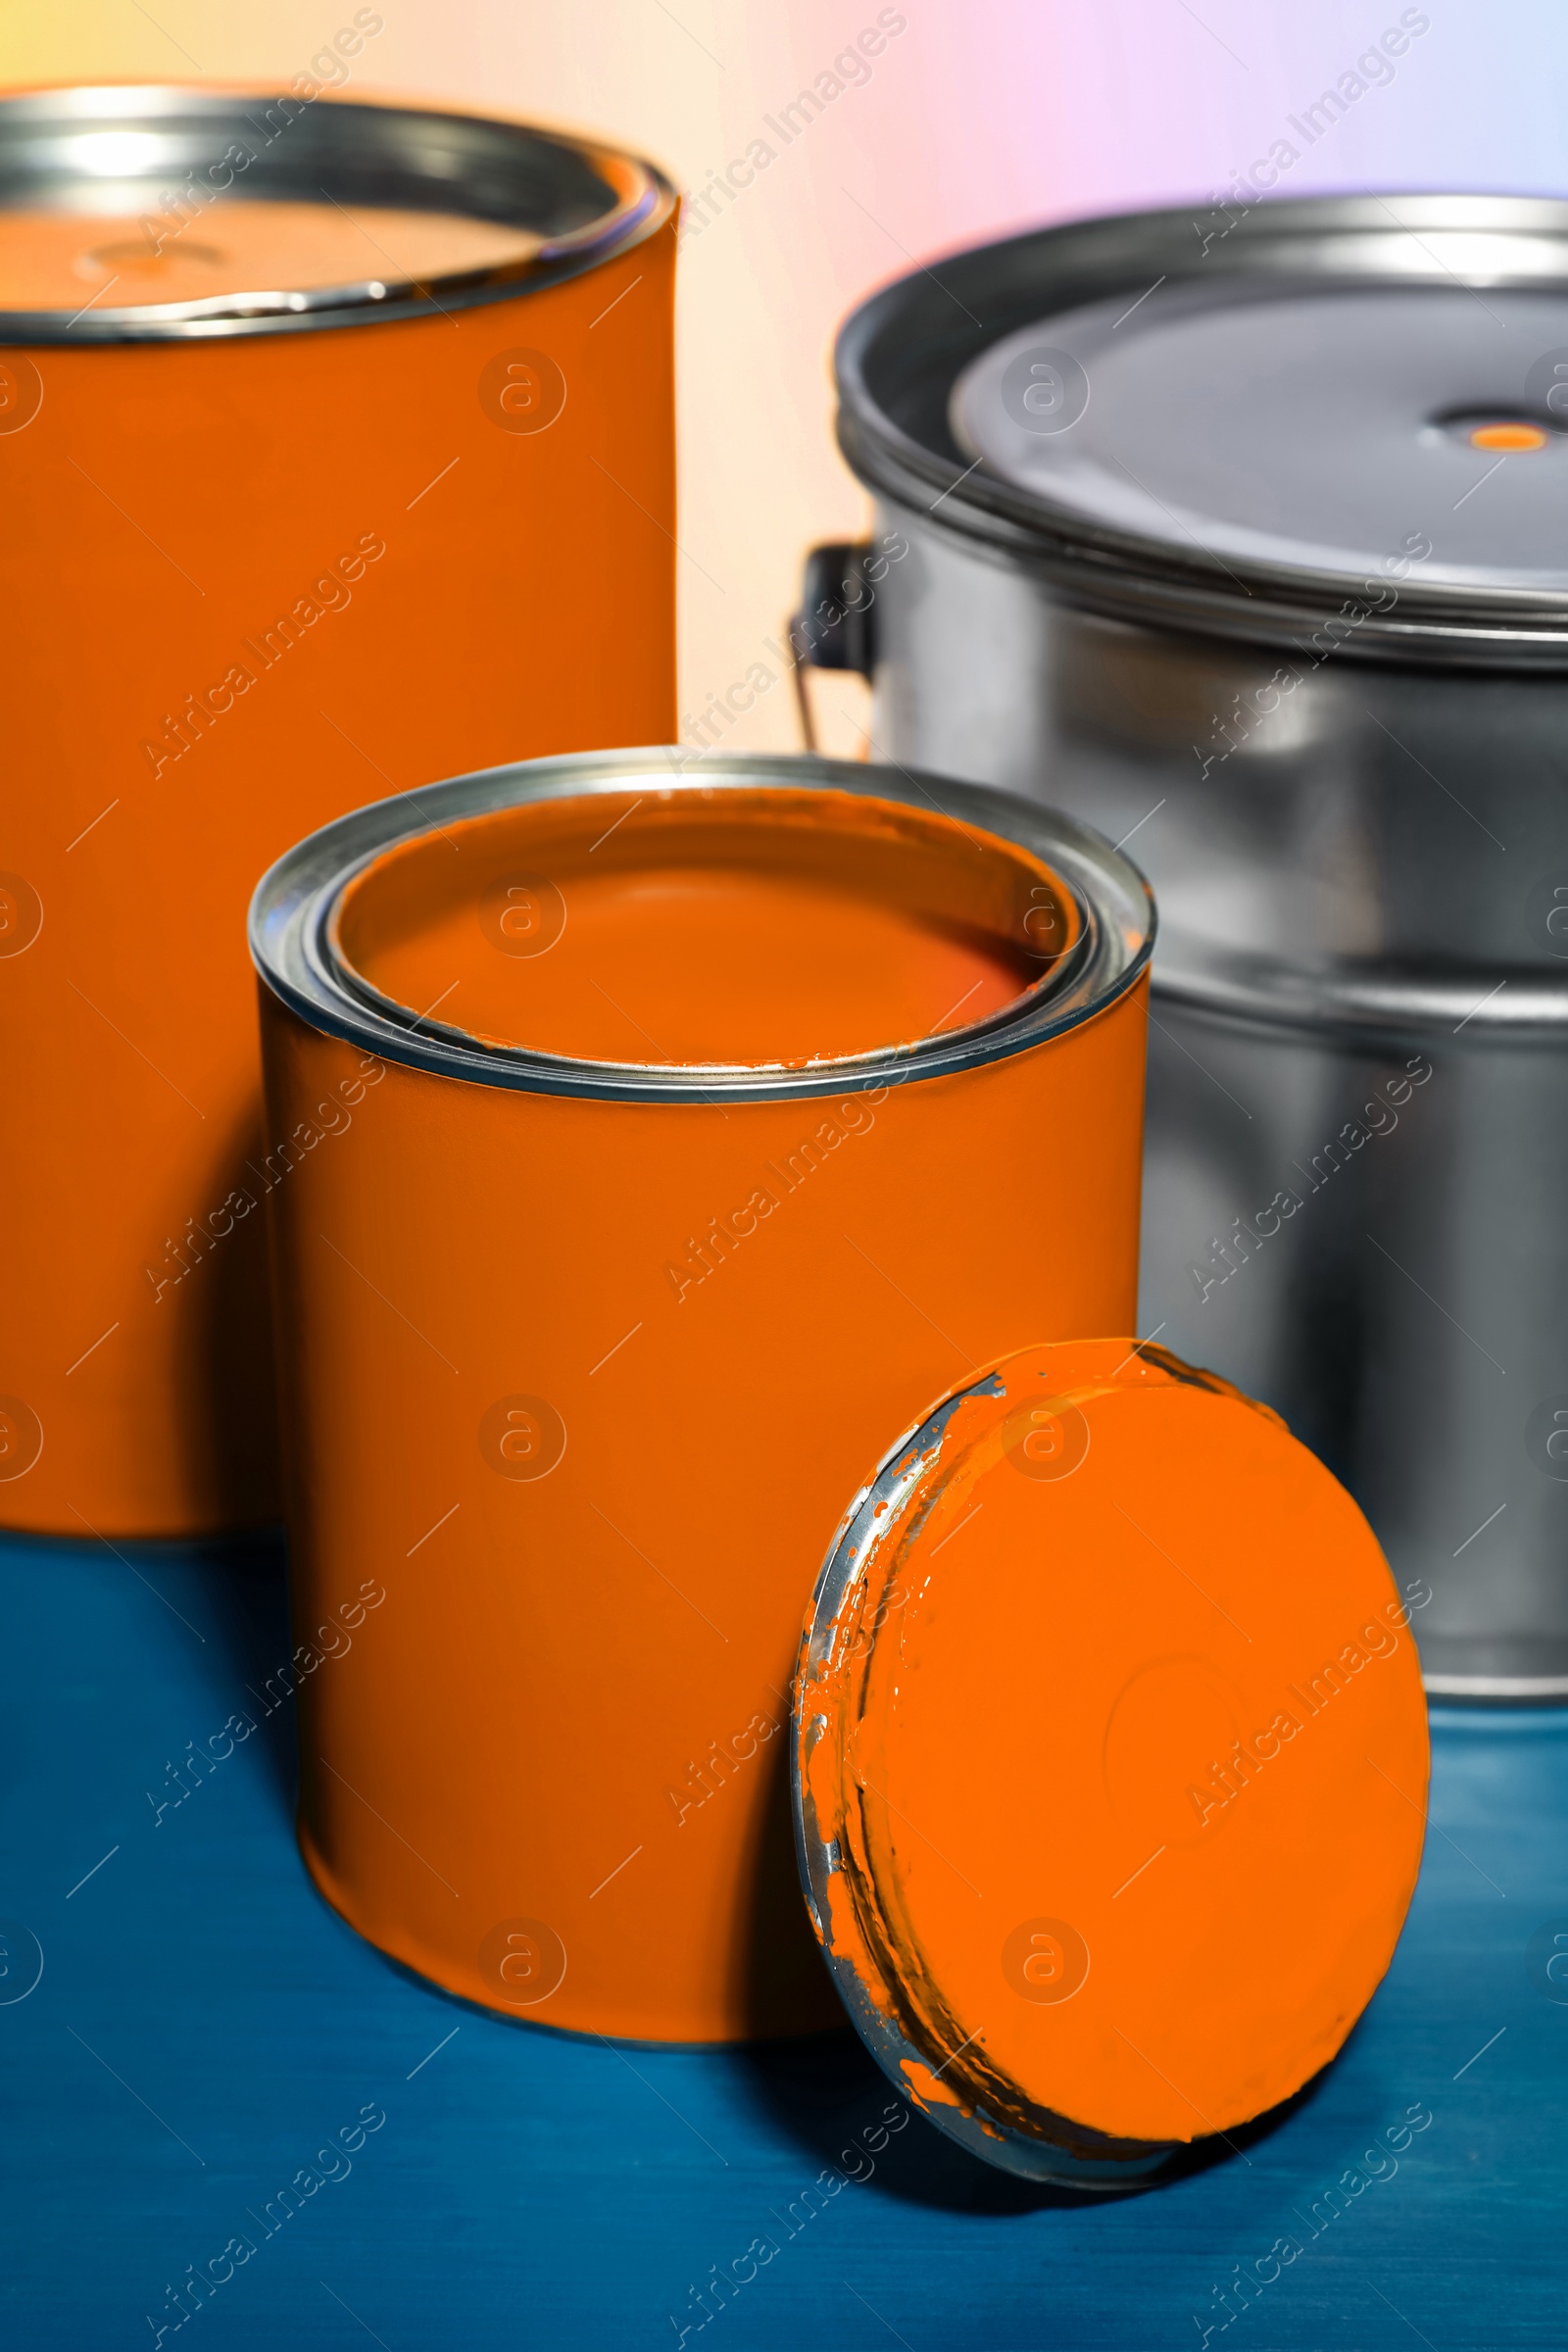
795,1338,1430,2186
0,85,675,1538
250,748,1153,2041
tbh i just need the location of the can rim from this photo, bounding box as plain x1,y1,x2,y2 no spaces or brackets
0,83,674,341
834,190,1568,662
790,1350,1187,2187
249,748,1155,1105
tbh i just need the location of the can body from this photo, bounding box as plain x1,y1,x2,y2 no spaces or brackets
251,750,1152,2042
0,110,675,1537
860,501,1568,1695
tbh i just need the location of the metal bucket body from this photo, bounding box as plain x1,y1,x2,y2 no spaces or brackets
250,749,1152,2042
1141,1000,1568,1698
802,194,1568,1696
0,87,676,1537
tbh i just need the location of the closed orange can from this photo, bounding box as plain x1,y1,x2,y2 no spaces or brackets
0,84,675,1537
250,748,1153,2041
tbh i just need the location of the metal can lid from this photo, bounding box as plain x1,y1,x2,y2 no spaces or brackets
793,1339,1429,2186
0,85,672,339
950,277,1568,594
833,194,1568,657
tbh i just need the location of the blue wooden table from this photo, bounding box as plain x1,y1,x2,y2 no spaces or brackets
1,1530,1562,2350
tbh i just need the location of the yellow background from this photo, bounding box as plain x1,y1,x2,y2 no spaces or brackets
4,4,1497,757
2,3,930,756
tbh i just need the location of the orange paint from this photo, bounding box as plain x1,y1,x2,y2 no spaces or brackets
331,789,1075,1065
0,201,545,312
1468,420,1547,452
0,102,675,1536
797,1340,1430,2156
255,762,1152,2042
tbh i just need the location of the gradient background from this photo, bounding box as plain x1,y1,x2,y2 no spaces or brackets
9,0,1563,753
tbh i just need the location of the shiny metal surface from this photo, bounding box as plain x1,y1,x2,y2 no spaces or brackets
863,502,1568,1699
813,193,1568,1698
0,84,672,339
250,745,1153,1106
949,281,1568,592
836,190,1568,661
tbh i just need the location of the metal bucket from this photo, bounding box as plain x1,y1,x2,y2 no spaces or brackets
0,84,675,1538
249,747,1152,2042
796,193,1568,1698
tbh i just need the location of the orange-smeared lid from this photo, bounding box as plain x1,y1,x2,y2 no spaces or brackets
793,1339,1430,2187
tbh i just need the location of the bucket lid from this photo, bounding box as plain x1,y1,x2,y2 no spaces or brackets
832,193,1568,661
0,84,672,340
793,1339,1430,2187
951,278,1568,594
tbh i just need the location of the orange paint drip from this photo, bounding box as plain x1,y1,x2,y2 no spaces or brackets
901,2058,968,2114
331,788,1075,1067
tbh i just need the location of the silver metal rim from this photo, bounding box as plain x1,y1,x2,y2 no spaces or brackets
837,192,1568,660
791,1365,1180,2188
1424,1672,1568,1700
248,747,1154,1107
0,84,673,341
1151,949,1568,1046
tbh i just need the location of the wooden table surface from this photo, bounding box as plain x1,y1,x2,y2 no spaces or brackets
0,1532,1561,2350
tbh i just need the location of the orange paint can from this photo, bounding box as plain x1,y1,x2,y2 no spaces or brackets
0,85,675,1537
250,749,1154,2042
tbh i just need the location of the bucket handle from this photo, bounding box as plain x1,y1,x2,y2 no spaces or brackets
788,540,874,752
